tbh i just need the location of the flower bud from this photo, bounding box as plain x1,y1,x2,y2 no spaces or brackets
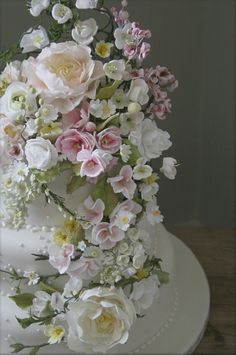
128,102,141,113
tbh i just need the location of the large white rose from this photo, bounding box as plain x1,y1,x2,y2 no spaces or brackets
67,287,136,353
22,42,104,113
0,82,37,120
138,119,172,159
25,137,58,170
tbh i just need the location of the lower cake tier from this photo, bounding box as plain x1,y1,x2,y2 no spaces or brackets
0,223,176,354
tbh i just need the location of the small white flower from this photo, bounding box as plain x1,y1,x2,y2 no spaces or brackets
140,182,159,202
29,0,50,17
83,246,104,259
25,137,58,171
32,291,51,316
117,241,131,255
20,26,49,53
133,159,153,180
0,61,22,86
132,242,147,269
10,161,29,183
72,18,98,45
63,277,83,298
160,157,178,179
89,99,116,120
120,144,131,163
52,4,73,24
104,60,126,81
25,118,38,136
130,275,159,315
77,240,87,252
37,104,58,123
146,201,163,225
128,79,149,105
23,270,40,286
114,23,133,50
75,0,98,9
116,254,130,267
127,228,139,242
114,210,135,231
120,112,144,136
44,324,65,344
111,88,129,109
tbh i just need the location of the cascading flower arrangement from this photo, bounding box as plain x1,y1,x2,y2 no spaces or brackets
0,0,178,353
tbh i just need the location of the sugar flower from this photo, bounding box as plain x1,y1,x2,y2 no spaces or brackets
128,79,149,105
44,324,65,344
52,4,73,24
132,242,147,269
20,26,49,53
114,23,133,50
120,144,131,163
23,270,40,286
95,41,113,58
32,291,51,316
75,0,98,9
104,60,126,81
113,209,136,231
8,161,29,183
130,275,159,315
62,277,83,298
120,111,144,136
89,99,116,120
110,200,142,222
133,158,153,180
77,241,87,252
83,246,104,259
140,182,159,202
29,0,50,17
25,137,58,170
77,149,112,177
146,201,164,225
8,143,24,161
48,243,74,274
96,126,121,154
77,196,105,224
37,104,58,123
68,257,101,280
160,157,178,179
111,88,129,109
107,165,136,200
72,18,98,45
91,222,125,250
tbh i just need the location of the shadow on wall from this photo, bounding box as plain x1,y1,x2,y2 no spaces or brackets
0,0,235,228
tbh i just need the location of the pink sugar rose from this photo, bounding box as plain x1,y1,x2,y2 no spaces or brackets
48,244,74,274
107,165,137,200
91,222,125,250
68,257,101,280
22,42,104,114
78,196,105,224
55,129,95,162
96,126,121,154
77,149,112,177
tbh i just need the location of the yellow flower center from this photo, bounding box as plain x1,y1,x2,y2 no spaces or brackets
152,210,161,217
96,311,116,334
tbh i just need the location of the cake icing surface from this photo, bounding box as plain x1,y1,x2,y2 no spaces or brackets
0,0,178,353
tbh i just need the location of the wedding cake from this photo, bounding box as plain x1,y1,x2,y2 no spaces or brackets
0,0,178,354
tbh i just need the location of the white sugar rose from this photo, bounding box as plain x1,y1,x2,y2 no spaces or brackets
29,0,50,17
138,119,172,159
25,137,58,170
67,287,136,353
76,0,98,9
0,82,37,120
130,275,159,315
20,26,49,53
22,42,104,113
72,18,98,45
52,4,73,24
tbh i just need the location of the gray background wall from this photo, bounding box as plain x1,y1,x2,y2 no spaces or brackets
0,0,235,228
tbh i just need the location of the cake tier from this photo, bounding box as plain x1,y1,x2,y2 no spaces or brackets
0,222,175,354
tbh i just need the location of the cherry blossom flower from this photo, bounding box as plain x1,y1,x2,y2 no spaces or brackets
77,196,105,224
48,243,74,274
91,222,125,249
77,149,112,177
107,165,137,200
96,126,121,154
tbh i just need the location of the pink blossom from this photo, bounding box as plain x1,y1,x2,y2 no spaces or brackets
55,129,95,162
62,100,96,133
110,200,142,223
91,222,125,250
155,66,178,92
77,196,105,224
8,143,24,160
107,165,137,200
138,42,151,60
68,257,100,280
148,100,172,120
48,244,74,274
123,43,138,60
96,126,121,154
77,149,112,177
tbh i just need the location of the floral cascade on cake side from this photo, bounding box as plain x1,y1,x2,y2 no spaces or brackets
0,0,178,353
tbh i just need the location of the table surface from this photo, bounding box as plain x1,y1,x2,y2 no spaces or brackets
167,226,236,355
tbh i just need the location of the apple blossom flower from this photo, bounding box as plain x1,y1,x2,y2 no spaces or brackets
160,157,178,179
25,137,58,170
111,88,129,109
133,158,153,180
128,79,149,105
77,196,105,224
68,256,101,280
130,275,159,314
89,99,116,120
107,165,137,200
120,111,144,136
37,104,58,123
96,126,121,154
103,60,126,81
120,144,131,163
29,0,50,17
44,324,65,344
48,243,74,274
110,200,142,222
155,65,179,92
20,26,49,53
22,42,104,113
72,18,98,45
77,149,112,178
55,130,95,162
138,119,172,160
52,4,73,24
91,222,125,250
146,201,163,225
75,0,98,9
23,270,40,286
114,23,133,50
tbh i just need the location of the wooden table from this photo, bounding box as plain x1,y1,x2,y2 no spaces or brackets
167,226,236,355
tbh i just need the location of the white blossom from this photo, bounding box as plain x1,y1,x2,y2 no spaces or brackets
130,275,159,314
120,111,144,136
133,159,153,180
52,4,73,24
114,23,133,49
20,26,49,53
120,144,131,163
104,60,126,81
140,182,159,202
128,79,149,105
146,201,164,225
111,88,129,109
37,104,58,123
25,137,58,171
23,270,40,286
89,99,116,120
29,0,50,17
75,0,98,9
72,18,98,45
160,157,178,179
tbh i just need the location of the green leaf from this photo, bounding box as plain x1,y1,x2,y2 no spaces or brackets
16,317,33,329
10,293,35,309
67,175,86,194
10,343,24,353
29,347,40,355
39,281,60,295
96,80,121,100
156,270,170,284
91,176,119,216
123,139,141,166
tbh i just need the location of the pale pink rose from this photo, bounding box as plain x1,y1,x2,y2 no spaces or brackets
78,196,105,224
77,149,112,177
110,200,142,223
96,126,121,154
55,129,95,162
48,244,74,274
8,143,24,160
107,165,137,200
22,42,104,113
91,222,125,250
68,257,100,280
